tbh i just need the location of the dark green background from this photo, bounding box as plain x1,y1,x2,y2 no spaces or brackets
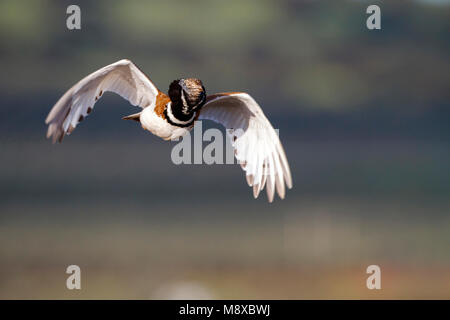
0,0,449,298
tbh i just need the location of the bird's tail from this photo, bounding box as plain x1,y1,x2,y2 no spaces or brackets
122,112,141,122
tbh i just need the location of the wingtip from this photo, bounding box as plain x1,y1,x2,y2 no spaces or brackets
246,174,254,187
45,111,52,125
286,178,293,189
267,187,275,203
253,183,261,199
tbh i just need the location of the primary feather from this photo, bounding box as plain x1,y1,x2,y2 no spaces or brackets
198,92,292,202
45,59,158,143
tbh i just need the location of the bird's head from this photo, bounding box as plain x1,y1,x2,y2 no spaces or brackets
168,78,206,115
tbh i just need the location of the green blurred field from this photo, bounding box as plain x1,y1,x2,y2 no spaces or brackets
1,140,449,299
1,199,450,299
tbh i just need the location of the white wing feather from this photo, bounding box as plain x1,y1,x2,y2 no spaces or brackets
198,93,292,202
45,59,159,142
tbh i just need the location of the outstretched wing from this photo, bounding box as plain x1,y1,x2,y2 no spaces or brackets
45,59,159,143
198,92,292,202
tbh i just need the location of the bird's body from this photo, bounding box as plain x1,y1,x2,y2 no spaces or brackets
46,59,292,202
137,92,188,140
140,101,191,140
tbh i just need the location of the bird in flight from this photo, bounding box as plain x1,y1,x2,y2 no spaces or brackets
45,59,292,202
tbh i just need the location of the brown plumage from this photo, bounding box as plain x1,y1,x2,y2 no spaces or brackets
154,91,170,119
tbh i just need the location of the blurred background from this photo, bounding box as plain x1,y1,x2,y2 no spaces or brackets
0,0,449,299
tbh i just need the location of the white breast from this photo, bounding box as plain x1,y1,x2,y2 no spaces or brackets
140,106,191,141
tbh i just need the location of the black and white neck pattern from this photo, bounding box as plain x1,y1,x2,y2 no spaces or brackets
164,102,196,127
